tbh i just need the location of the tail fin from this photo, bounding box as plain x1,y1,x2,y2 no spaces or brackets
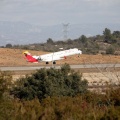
23,51,38,63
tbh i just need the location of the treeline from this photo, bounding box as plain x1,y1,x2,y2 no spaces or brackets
4,28,120,55
0,64,120,119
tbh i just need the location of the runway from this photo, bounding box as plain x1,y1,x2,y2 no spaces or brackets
0,63,120,71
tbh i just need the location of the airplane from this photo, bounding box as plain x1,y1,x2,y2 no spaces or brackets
23,48,82,64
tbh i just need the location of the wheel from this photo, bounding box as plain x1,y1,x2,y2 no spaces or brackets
46,62,49,64
53,61,56,64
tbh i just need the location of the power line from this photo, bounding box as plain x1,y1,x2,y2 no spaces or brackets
62,23,69,40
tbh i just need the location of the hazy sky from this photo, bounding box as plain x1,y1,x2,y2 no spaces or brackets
0,0,120,26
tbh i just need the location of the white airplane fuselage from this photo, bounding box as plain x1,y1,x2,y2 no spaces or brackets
24,48,82,64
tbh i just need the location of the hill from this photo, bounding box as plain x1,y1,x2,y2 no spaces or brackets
0,21,120,46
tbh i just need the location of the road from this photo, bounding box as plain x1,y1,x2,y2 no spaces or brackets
0,63,120,71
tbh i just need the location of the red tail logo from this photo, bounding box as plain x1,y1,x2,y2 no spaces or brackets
23,51,38,63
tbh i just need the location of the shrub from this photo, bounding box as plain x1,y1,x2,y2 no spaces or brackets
11,64,88,100
106,46,115,54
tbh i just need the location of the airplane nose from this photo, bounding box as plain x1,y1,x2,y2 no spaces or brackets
80,51,82,54
79,50,82,54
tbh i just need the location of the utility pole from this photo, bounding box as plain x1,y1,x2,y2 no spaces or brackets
62,23,69,40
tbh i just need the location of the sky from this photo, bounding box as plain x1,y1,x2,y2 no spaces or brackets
0,0,120,26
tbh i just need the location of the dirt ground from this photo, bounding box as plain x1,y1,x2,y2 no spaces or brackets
0,48,120,67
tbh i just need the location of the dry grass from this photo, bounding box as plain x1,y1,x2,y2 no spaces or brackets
0,48,120,67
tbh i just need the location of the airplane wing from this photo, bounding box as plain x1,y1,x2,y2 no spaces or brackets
40,56,65,62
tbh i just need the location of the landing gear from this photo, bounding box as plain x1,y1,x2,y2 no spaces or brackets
78,53,80,57
53,61,56,64
45,61,56,65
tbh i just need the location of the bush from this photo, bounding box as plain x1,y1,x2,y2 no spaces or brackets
5,44,12,48
0,70,120,119
106,46,115,54
0,71,12,99
11,64,88,100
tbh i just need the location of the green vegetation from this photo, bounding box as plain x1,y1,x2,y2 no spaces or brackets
11,64,88,100
0,65,120,119
106,46,115,54
6,28,120,55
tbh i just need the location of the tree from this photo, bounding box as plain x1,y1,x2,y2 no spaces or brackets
6,44,12,48
79,35,87,43
67,39,73,44
103,28,112,43
47,38,54,44
11,64,88,100
113,31,120,38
